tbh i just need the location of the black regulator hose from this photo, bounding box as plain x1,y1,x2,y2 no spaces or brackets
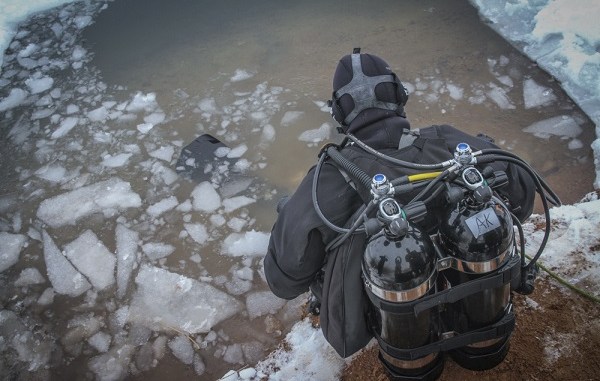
477,148,561,207
478,154,553,271
346,134,452,170
312,151,355,234
312,145,375,235
409,169,452,204
325,146,372,190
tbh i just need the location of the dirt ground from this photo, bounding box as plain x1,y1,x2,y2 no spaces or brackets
341,278,600,381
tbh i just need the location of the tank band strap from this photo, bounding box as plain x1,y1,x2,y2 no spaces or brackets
436,242,513,274
374,308,515,361
365,252,521,316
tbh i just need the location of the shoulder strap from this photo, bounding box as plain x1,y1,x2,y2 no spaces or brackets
397,128,420,150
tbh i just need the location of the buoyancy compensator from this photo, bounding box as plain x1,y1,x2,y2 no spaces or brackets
311,136,561,381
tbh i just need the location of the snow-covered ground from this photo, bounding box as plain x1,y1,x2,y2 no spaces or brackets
0,1,598,381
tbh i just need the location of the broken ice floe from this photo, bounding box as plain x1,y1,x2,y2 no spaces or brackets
222,230,270,257
115,224,139,299
128,265,242,334
0,232,27,272
37,177,142,227
63,230,116,290
523,115,582,140
43,231,91,297
523,78,556,109
298,122,332,145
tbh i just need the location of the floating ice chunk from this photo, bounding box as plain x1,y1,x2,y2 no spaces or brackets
496,75,514,88
18,43,38,58
210,214,226,227
223,344,244,364
142,243,175,260
223,196,255,213
149,145,175,162
94,131,113,144
568,139,584,150
74,15,93,29
281,111,304,126
214,146,231,158
486,83,515,109
239,367,257,379
88,344,134,381
176,199,192,212
88,332,111,353
445,83,464,100
152,162,178,185
116,224,139,299
0,88,28,112
245,291,287,319
219,178,253,198
0,232,27,273
66,104,79,114
14,268,45,287
43,231,91,296
126,92,158,113
231,69,255,82
198,98,218,113
129,265,242,333
137,123,154,133
51,116,79,139
184,223,209,245
37,178,142,228
35,164,67,182
261,124,276,143
144,112,166,125
222,230,270,257
87,106,109,122
234,158,251,172
250,111,268,121
169,336,194,365
523,115,582,139
37,288,54,305
147,196,178,217
523,79,557,109
227,144,248,159
101,153,133,168
191,181,221,212
72,46,87,61
194,354,206,375
298,123,332,143
227,217,247,232
32,107,55,120
25,75,53,94
64,230,116,291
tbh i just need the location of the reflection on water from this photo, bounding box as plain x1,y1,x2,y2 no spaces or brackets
0,0,595,379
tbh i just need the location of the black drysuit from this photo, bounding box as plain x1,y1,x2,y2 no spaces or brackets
263,114,536,356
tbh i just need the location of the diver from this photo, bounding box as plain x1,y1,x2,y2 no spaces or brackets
263,49,539,379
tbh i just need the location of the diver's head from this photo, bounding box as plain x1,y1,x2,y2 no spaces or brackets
329,48,409,133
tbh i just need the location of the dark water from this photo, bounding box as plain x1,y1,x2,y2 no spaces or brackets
0,0,595,380
83,0,596,203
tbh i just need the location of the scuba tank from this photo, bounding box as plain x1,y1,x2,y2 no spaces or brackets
362,194,443,381
438,164,515,370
